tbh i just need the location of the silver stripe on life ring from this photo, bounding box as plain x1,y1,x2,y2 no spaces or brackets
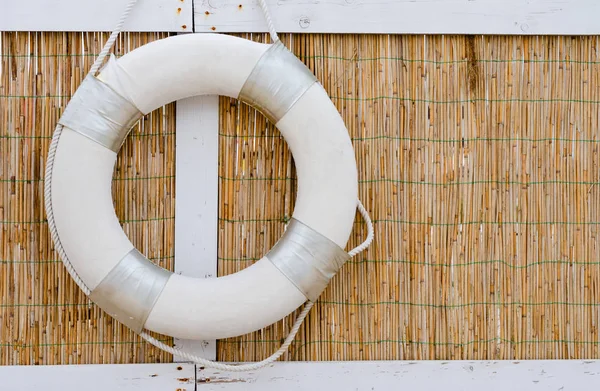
266,218,349,301
239,41,317,124
89,248,172,333
58,74,142,152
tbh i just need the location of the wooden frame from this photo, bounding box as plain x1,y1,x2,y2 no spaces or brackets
2,0,600,389
4,0,600,35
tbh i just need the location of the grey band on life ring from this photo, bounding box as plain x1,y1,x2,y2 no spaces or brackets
267,218,349,301
239,41,317,124
59,75,142,152
89,249,171,333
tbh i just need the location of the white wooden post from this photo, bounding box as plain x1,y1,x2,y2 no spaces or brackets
174,95,220,361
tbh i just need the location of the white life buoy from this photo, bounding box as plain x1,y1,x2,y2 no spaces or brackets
46,33,358,340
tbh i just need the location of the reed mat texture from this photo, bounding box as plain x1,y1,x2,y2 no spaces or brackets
218,34,600,362
0,32,175,364
1,32,600,366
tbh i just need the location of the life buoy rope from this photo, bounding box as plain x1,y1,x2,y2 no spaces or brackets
257,0,280,43
140,202,372,372
44,0,374,371
45,0,142,298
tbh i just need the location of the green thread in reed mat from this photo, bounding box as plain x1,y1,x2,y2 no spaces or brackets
329,96,600,104
0,132,174,139
289,338,600,348
298,55,600,65
288,339,600,359
4,177,600,185
1,300,596,309
16,131,600,144
216,338,599,345
5,94,600,104
215,218,600,226
0,337,592,350
216,176,600,186
0,53,125,58
357,179,600,186
217,257,600,267
0,217,174,224
6,52,600,65
1,339,170,348
1,95,72,98
316,301,600,308
218,217,290,224
0,175,175,183
0,255,174,264
218,133,600,143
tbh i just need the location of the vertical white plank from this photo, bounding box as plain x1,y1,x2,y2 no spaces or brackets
174,95,219,361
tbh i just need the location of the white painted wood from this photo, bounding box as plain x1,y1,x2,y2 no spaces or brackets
1,0,192,32
197,360,600,390
195,0,600,35
174,95,219,360
0,363,195,391
1,361,599,390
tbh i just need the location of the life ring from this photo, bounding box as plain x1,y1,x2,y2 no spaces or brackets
46,33,358,340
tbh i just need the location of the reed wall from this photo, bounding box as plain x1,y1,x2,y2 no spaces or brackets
1,32,599,364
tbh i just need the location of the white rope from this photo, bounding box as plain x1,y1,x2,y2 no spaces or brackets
257,0,280,43
348,200,374,258
45,0,375,372
89,0,139,76
45,124,92,296
140,301,314,372
45,0,140,297
139,201,373,371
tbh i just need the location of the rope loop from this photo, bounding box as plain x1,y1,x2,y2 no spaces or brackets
141,201,373,371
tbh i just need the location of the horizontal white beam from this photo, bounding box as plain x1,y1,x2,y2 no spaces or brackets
196,0,600,35
1,361,599,390
0,363,195,391
1,0,192,32
198,360,600,390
